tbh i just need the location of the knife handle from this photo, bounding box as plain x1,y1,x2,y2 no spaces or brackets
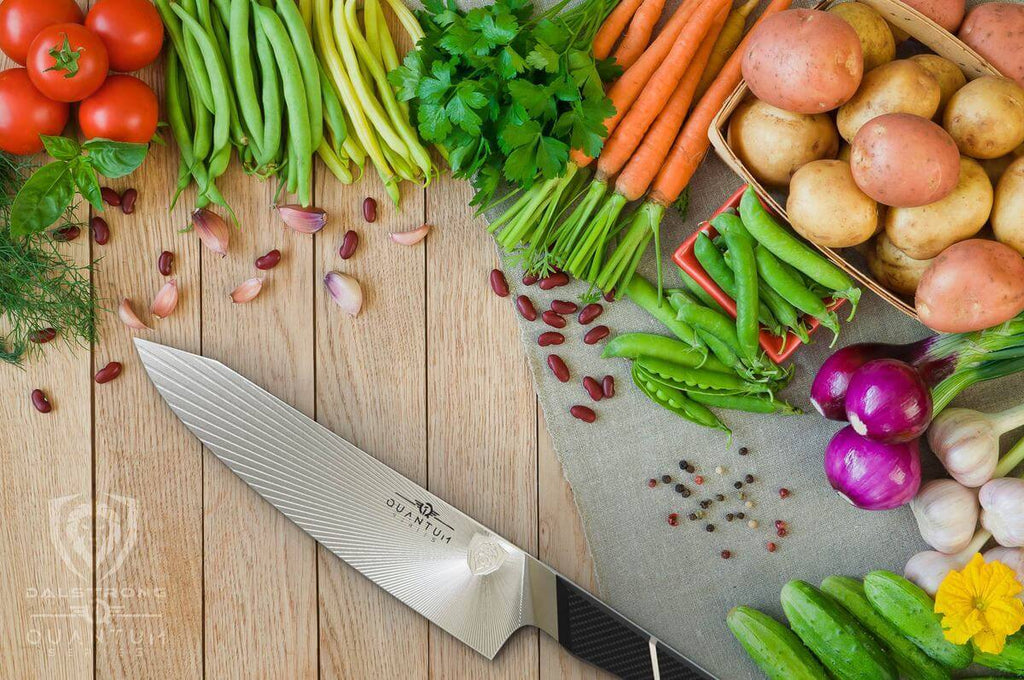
555,577,714,680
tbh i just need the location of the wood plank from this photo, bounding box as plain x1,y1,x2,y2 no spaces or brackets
199,170,318,678
425,177,540,678
92,60,204,679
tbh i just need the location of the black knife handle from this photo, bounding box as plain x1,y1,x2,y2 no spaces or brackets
555,577,714,680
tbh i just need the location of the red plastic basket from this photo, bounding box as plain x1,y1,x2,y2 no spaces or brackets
671,185,846,363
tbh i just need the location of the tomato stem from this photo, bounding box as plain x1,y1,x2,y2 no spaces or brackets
45,34,82,78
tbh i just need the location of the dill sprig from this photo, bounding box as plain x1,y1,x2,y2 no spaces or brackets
0,152,97,365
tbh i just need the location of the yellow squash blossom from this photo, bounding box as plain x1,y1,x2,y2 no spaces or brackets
934,553,1024,654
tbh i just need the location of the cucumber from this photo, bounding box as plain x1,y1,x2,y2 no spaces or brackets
821,576,951,680
863,571,973,669
974,630,1024,674
781,580,897,680
727,606,830,680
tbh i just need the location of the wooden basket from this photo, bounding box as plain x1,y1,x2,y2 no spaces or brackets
707,0,1002,319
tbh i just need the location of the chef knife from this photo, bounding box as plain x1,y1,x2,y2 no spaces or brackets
135,339,716,680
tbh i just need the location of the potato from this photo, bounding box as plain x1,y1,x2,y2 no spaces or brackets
979,152,1020,185
867,232,934,296
828,2,895,72
742,9,863,114
943,76,1024,159
993,155,1024,255
909,54,967,115
916,239,1024,332
901,0,965,32
786,160,879,247
727,98,839,187
885,157,993,259
837,60,941,141
851,113,961,207
959,3,1024,88
837,143,852,162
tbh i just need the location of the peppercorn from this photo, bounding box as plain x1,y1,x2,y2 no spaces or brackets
678,459,688,470
700,500,711,509
733,481,743,489
721,550,731,559
748,520,759,529
726,513,734,522
779,487,790,499
715,494,725,502
774,520,787,530
674,483,685,493
777,527,788,537
744,474,755,483
766,542,777,553
705,524,715,532
738,446,749,456
736,512,745,520
686,464,695,473
668,513,679,527
694,475,704,485
715,466,725,475
681,488,691,498
661,474,673,484
688,513,698,521
647,478,657,488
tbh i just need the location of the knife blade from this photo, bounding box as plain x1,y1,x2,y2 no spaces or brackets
135,338,715,680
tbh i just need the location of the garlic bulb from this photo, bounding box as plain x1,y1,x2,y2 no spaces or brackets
984,547,1024,595
980,477,1024,547
904,529,993,595
927,404,1024,487
910,479,979,554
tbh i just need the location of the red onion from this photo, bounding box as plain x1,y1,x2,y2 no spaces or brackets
811,343,905,420
845,359,933,443
825,426,921,510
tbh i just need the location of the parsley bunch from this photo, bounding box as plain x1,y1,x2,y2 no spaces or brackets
390,0,619,207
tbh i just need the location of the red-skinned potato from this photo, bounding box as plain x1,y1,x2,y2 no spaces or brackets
958,3,1024,88
850,113,961,207
742,9,863,114
901,0,965,32
916,239,1024,332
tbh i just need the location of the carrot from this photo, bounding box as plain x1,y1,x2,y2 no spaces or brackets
650,0,793,206
593,0,645,59
693,0,760,102
611,0,667,70
614,4,728,201
596,0,731,180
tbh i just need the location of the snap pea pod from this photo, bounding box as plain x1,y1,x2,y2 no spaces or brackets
632,364,729,432
677,267,728,315
668,293,743,371
739,186,860,316
277,0,323,153
714,213,759,360
252,9,282,168
674,298,743,359
694,232,779,333
759,280,809,343
755,245,840,343
635,356,772,396
228,0,264,155
623,274,704,351
602,333,731,373
688,391,802,415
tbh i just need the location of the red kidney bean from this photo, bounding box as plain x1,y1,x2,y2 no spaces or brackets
31,389,52,413
603,289,615,302
550,300,577,314
539,272,569,290
52,225,80,242
602,375,615,398
570,405,596,423
339,230,359,259
584,325,610,345
120,188,138,214
515,295,537,321
578,303,603,324
101,187,121,206
29,328,57,344
489,269,509,297
158,250,174,276
94,361,123,384
538,331,564,347
522,273,539,286
541,310,566,329
583,376,603,401
547,355,570,382
362,197,377,222
255,249,282,270
90,216,110,245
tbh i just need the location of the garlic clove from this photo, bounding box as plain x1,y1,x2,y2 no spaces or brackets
904,549,971,596
389,224,431,246
277,204,327,234
980,477,1024,547
192,208,229,257
927,408,1000,487
151,278,180,319
324,271,362,317
118,297,152,330
910,479,979,554
983,547,1024,598
229,277,264,304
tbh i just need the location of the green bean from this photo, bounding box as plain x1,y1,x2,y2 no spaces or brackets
623,274,704,351
318,62,348,151
209,0,231,23
229,0,264,154
276,0,323,152
175,0,216,115
191,83,213,163
715,213,759,360
209,143,231,180
632,364,729,432
755,245,840,343
317,139,353,184
297,0,313,30
688,391,803,415
153,0,214,112
602,333,731,373
286,142,298,195
739,186,861,315
165,49,194,209
674,300,743,358
208,8,250,151
172,4,232,155
252,12,282,168
636,356,771,395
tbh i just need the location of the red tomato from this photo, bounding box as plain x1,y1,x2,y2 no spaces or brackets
85,0,164,72
0,68,69,155
79,75,158,144
27,24,108,102
0,0,83,65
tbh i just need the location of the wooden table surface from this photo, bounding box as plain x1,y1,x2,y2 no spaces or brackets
0,4,612,677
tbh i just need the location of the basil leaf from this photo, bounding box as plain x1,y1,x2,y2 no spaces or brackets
71,159,102,210
82,139,148,178
42,135,81,161
9,162,76,237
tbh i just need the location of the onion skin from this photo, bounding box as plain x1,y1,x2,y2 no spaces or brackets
825,426,922,510
811,343,906,420
845,359,933,443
